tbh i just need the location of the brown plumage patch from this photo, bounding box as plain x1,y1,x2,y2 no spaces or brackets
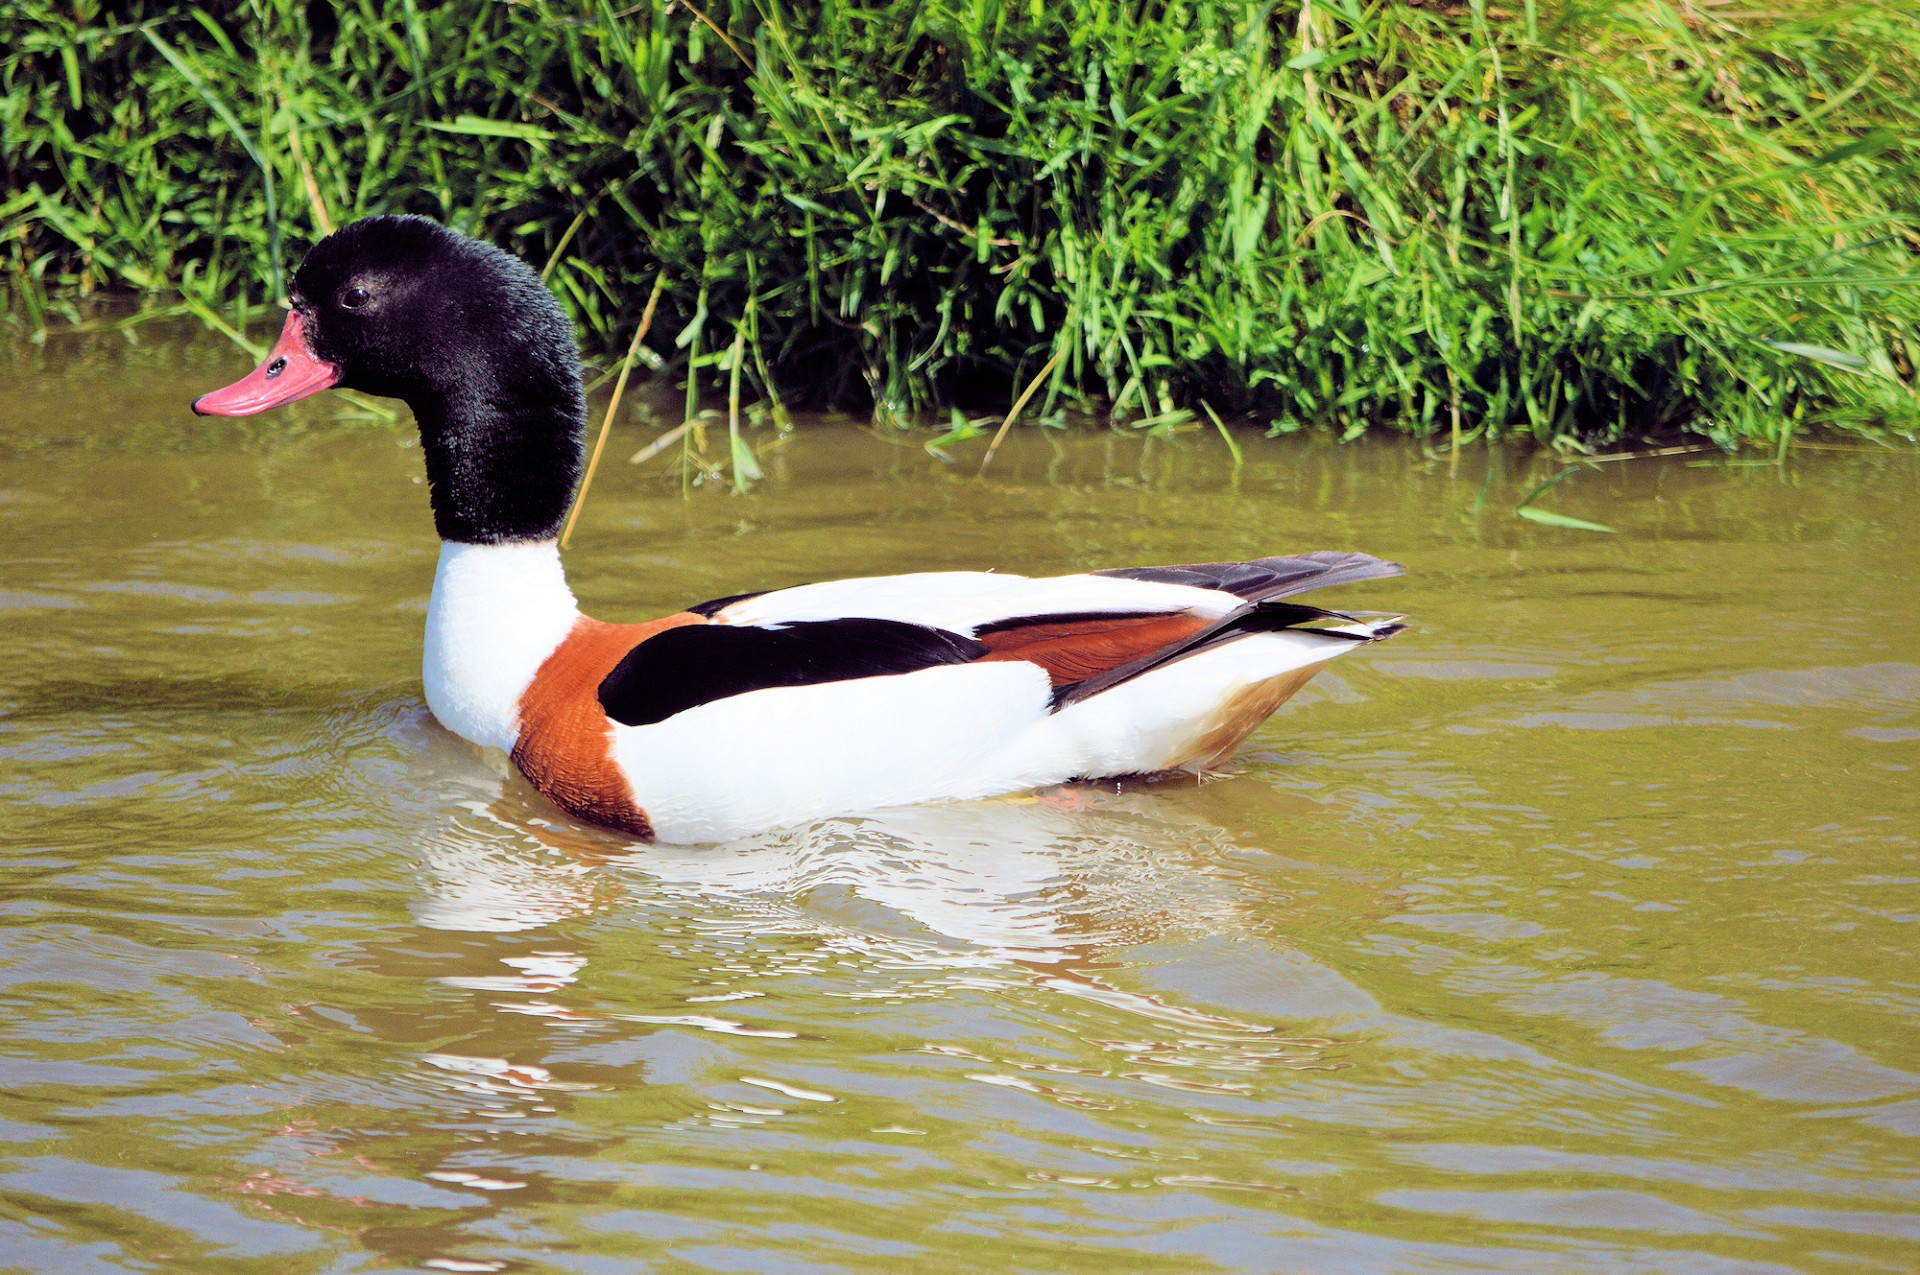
1167,663,1326,772
512,612,705,838
977,613,1214,687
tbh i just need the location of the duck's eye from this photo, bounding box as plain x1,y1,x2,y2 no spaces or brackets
341,286,371,310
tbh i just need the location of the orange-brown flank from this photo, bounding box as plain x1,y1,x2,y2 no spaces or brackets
977,613,1213,687
512,612,705,837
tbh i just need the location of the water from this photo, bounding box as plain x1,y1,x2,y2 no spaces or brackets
1,317,1915,1273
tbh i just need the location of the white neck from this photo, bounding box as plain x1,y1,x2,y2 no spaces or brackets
422,540,581,752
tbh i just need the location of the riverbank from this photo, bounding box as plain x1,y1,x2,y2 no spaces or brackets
4,0,1916,449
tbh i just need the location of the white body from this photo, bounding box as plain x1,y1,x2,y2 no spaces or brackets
422,541,1386,843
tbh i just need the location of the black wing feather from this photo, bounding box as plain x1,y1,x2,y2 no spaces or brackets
598,618,988,727
1094,551,1402,601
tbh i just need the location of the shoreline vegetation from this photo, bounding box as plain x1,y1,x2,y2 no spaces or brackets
3,0,1916,454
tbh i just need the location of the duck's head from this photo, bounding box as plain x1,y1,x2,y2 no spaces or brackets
193,216,587,545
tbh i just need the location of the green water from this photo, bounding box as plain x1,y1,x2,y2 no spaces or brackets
1,319,1915,1274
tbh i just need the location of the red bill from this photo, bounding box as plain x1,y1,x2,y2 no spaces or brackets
192,310,342,416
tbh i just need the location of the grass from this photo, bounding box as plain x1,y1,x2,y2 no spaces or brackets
3,0,1917,453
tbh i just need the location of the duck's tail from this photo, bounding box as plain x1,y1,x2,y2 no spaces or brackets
1054,552,1405,710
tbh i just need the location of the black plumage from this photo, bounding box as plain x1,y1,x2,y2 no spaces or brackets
598,618,989,727
288,216,587,544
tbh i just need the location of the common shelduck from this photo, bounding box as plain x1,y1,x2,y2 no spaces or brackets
192,216,1404,843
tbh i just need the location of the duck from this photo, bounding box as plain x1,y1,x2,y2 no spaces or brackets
191,215,1405,843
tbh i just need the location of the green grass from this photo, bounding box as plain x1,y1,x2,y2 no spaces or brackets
4,0,1917,448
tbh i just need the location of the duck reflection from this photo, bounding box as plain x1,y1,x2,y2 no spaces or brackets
413,785,1246,954
404,781,1295,1040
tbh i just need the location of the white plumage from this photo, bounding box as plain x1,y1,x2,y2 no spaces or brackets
422,540,579,752
714,570,1239,631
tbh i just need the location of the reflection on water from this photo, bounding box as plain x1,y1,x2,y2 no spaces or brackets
0,319,1916,1273
417,787,1249,956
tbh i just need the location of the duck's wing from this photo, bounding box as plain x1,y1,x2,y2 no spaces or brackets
599,552,1403,724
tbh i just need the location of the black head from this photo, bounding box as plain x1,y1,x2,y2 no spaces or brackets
288,217,577,403
194,216,588,544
